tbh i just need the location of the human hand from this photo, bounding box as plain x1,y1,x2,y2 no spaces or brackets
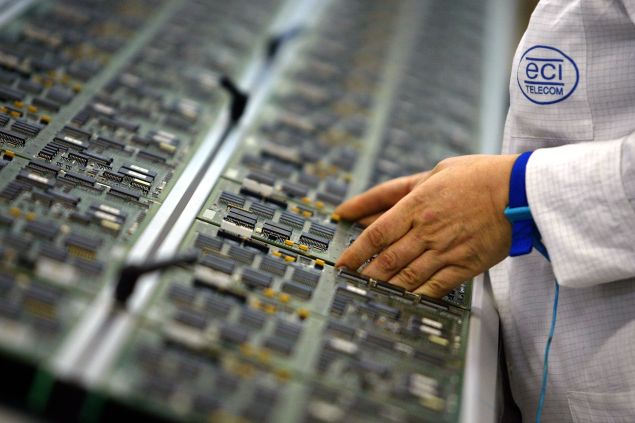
335,154,519,298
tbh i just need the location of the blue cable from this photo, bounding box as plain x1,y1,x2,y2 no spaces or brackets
534,246,559,423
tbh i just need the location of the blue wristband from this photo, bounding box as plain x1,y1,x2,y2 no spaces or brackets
505,151,538,257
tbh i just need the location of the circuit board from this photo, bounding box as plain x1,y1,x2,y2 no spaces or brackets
94,1,483,422
0,0,492,422
0,0,284,374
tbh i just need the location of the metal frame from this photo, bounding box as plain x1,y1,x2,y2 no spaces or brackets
460,0,520,421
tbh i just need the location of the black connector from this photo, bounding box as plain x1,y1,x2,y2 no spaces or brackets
219,76,249,124
114,252,198,307
266,26,304,61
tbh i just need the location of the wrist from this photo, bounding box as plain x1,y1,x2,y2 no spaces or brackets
491,154,521,215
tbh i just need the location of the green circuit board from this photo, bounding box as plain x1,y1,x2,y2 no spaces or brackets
0,0,491,422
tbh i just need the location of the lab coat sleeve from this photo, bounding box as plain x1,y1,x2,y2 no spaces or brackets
525,135,635,287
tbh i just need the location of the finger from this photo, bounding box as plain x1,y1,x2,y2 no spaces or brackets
413,266,470,299
388,251,445,291
358,212,383,227
334,175,415,222
362,231,428,281
336,205,412,270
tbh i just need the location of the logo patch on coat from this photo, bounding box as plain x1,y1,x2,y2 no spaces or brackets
517,45,579,105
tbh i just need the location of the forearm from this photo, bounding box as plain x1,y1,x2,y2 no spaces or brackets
526,135,635,287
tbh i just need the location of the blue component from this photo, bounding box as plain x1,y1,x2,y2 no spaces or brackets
504,206,532,223
507,151,538,256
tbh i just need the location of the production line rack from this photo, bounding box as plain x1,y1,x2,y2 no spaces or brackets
0,0,516,421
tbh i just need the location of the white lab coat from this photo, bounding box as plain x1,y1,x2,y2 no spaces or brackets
490,1,635,422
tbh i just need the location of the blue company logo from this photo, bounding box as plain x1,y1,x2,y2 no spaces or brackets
517,45,579,105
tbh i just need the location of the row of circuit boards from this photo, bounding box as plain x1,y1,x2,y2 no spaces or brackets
0,0,281,363
0,0,491,422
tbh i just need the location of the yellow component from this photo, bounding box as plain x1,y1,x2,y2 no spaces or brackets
9,207,21,218
302,210,313,218
40,115,51,124
291,206,300,213
297,308,310,320
0,106,7,113
271,250,282,257
263,287,275,298
159,142,177,154
13,100,24,108
4,150,15,159
263,304,277,314
298,244,309,252
429,335,449,347
24,300,55,319
275,368,291,381
25,212,36,221
101,219,121,232
67,245,96,260
210,410,248,423
27,105,37,113
301,197,311,204
315,259,325,268
314,201,324,209
283,239,294,246
233,363,254,379
239,343,255,357
330,213,341,222
9,110,21,118
278,293,290,303
257,349,270,363
422,395,446,412
284,255,295,262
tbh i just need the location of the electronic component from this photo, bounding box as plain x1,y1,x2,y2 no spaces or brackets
0,0,485,422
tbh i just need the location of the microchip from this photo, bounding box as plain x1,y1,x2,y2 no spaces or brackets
0,129,27,146
25,219,60,240
108,186,140,202
224,207,258,229
241,268,273,289
259,256,287,277
279,211,305,228
262,221,292,241
218,191,246,208
249,201,276,219
291,268,320,288
281,280,313,299
194,233,223,251
227,245,255,264
299,232,330,251
309,222,336,240
280,180,309,198
200,254,236,274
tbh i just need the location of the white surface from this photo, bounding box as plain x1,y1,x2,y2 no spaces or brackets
460,274,501,423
